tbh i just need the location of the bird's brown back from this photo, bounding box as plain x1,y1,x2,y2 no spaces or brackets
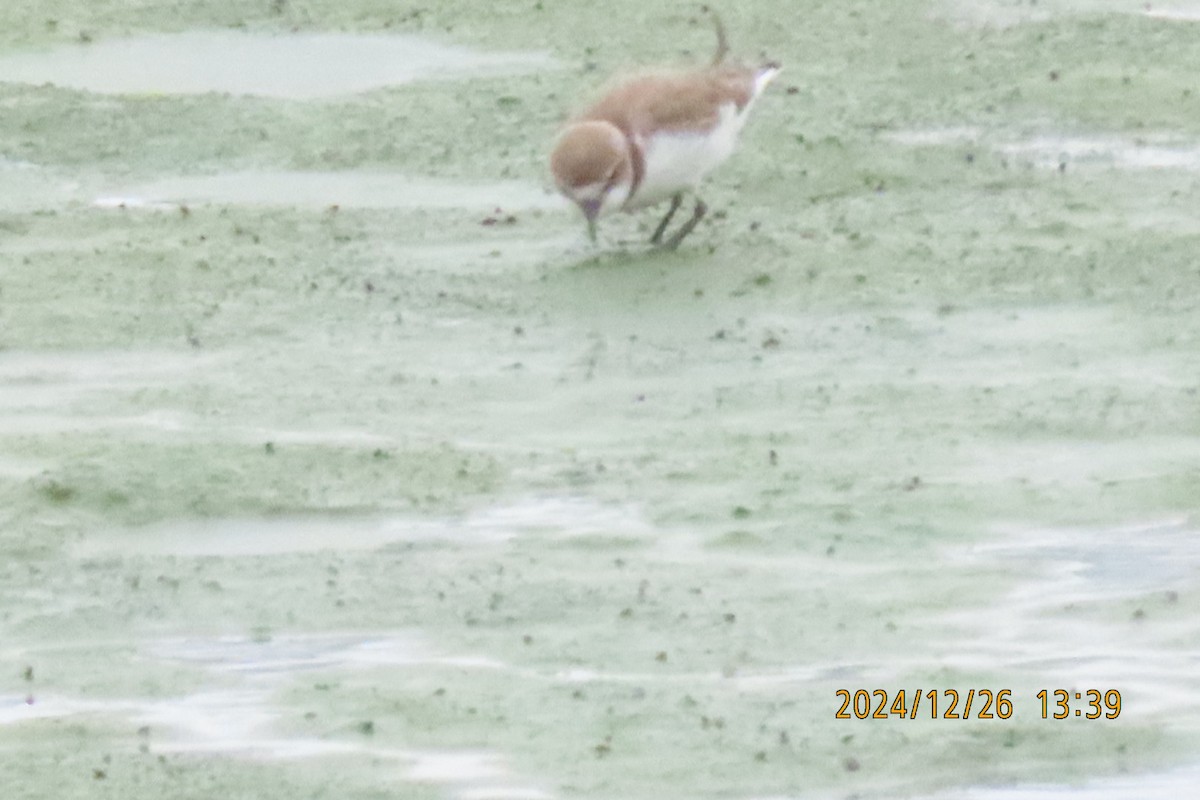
576,65,758,139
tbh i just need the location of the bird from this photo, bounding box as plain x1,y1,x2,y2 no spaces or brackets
549,9,779,250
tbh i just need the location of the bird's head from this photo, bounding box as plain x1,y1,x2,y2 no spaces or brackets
549,120,632,240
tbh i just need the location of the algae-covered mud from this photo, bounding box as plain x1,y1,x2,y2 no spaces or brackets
1,1,1199,798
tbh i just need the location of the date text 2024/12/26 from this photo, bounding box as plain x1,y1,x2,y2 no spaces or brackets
835,689,1123,720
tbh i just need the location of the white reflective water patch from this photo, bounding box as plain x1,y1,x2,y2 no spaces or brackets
886,128,1200,172
999,135,1200,171
90,171,561,211
0,32,554,98
75,495,653,557
939,0,1199,28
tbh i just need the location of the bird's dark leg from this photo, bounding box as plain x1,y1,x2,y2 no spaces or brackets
649,193,683,245
662,198,708,250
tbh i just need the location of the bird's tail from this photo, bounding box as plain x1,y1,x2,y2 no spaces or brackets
702,6,730,66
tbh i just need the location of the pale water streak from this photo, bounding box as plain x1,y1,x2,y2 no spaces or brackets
464,495,654,540
460,788,555,800
0,350,220,409
2,164,560,213
941,0,1200,28
146,634,542,794
885,128,1200,172
75,495,655,557
2,633,545,794
1145,6,1200,21
93,171,562,212
0,32,555,98
882,126,982,146
919,761,1200,799
0,350,221,436
999,135,1200,171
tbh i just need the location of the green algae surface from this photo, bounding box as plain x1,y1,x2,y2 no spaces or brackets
2,2,1200,799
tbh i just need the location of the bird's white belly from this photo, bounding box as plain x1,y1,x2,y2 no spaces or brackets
626,102,746,210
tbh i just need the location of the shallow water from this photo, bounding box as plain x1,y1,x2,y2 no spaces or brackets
92,171,562,211
999,135,1200,171
921,762,1200,799
941,0,1200,27
887,128,1200,171
73,496,648,556
3,1,1200,799
2,631,547,797
0,31,554,98
0,167,558,213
